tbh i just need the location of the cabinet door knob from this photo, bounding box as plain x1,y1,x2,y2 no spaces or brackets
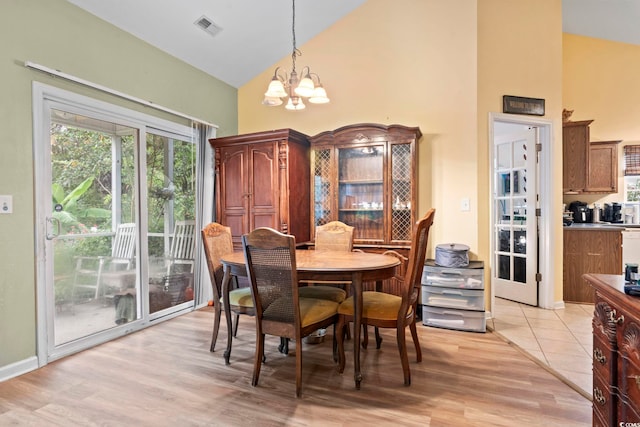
593,348,607,364
608,309,624,325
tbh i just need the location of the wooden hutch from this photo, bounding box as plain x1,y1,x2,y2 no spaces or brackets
308,123,421,256
209,129,310,250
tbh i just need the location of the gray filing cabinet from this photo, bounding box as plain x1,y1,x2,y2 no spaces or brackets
421,260,486,332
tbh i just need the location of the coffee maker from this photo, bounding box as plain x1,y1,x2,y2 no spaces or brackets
603,202,623,223
569,201,591,223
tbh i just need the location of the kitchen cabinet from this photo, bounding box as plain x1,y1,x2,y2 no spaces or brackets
562,120,621,194
563,228,622,303
309,123,420,252
587,140,621,193
209,129,310,249
583,274,640,426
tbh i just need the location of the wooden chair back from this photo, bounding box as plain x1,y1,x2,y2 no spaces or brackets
201,222,233,299
315,221,354,252
242,227,300,338
402,209,435,311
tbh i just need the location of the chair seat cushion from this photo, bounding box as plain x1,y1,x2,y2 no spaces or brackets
220,287,253,308
298,285,347,303
299,297,339,327
338,291,410,321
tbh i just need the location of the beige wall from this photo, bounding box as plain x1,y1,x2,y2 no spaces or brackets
563,33,640,207
478,0,564,302
239,0,479,256
0,0,237,371
239,0,564,305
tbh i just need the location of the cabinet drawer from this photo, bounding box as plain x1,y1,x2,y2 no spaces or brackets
619,353,640,417
422,286,484,311
422,306,486,332
593,334,615,383
592,374,615,427
422,268,483,289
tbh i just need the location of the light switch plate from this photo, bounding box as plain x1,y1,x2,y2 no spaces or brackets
0,195,13,214
461,198,470,212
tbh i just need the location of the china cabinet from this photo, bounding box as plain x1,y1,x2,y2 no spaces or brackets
309,123,420,251
209,129,310,249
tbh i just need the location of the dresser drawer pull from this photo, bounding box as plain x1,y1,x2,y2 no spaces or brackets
593,387,606,405
607,309,624,325
593,348,607,364
631,375,640,390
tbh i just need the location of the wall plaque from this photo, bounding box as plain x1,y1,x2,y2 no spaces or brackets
502,95,545,116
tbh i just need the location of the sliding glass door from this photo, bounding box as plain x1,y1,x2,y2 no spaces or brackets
34,84,205,362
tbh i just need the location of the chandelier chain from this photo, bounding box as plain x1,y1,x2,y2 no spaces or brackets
291,0,300,73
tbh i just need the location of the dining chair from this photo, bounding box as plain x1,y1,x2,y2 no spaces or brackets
242,227,340,397
201,222,254,353
298,220,354,303
336,208,435,386
72,222,136,303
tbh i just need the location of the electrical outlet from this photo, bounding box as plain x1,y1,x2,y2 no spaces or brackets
0,195,13,214
461,198,470,212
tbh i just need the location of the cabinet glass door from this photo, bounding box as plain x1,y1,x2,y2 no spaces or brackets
338,145,384,241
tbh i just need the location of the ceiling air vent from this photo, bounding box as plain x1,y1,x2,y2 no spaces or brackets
195,15,222,37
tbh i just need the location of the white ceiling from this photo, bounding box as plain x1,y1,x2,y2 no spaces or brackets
66,0,640,89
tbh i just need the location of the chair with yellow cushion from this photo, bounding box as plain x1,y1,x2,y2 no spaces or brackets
201,222,254,354
243,227,339,397
336,208,435,386
298,220,354,303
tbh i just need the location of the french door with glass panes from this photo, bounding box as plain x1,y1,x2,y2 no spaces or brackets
492,128,538,306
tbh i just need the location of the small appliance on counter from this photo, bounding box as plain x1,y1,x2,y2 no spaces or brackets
603,202,623,223
568,201,591,223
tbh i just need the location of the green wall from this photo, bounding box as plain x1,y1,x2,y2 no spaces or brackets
0,0,237,371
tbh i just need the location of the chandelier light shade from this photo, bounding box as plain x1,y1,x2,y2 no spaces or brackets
262,0,330,110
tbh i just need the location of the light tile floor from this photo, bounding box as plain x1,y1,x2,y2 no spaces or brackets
487,297,593,399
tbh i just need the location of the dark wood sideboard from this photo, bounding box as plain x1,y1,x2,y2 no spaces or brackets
583,273,640,426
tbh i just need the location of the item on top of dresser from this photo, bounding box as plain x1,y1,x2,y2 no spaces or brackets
624,284,640,296
625,263,639,284
434,243,469,268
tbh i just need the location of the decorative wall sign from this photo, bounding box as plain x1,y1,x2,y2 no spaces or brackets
503,95,545,116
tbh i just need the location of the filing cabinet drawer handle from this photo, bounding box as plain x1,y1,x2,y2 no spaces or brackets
593,348,607,365
593,387,606,405
608,309,624,325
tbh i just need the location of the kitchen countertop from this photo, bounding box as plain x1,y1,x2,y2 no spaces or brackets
564,223,640,230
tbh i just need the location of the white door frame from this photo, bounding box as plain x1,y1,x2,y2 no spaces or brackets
489,113,557,312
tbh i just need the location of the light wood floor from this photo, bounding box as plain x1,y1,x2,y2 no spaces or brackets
0,307,592,426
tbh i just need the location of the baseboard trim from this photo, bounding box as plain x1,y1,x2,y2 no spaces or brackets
0,356,39,383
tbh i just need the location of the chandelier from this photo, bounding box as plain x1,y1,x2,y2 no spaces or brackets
262,0,330,110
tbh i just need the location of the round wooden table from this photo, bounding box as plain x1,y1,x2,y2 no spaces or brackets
219,249,400,389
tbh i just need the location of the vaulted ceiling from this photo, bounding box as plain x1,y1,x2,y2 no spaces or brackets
66,0,640,88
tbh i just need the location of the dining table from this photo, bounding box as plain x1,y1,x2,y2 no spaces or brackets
219,249,401,389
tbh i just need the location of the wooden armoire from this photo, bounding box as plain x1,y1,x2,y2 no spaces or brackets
209,129,310,249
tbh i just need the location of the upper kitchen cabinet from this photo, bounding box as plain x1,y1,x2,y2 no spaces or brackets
563,119,621,194
209,129,310,249
309,123,420,250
